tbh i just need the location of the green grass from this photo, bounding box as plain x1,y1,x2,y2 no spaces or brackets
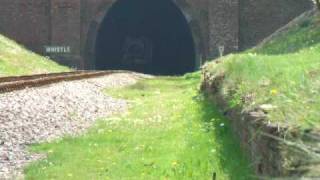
252,11,320,55
203,12,320,129
0,34,70,76
25,73,253,179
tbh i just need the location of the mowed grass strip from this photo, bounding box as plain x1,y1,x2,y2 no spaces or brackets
25,74,253,179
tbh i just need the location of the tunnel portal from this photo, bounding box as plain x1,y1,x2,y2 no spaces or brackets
95,0,196,75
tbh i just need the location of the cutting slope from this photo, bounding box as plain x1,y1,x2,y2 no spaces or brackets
0,34,69,76
203,10,320,129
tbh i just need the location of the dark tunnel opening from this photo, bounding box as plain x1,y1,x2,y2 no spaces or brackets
95,0,196,75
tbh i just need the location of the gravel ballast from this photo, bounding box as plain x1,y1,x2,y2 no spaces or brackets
0,73,146,179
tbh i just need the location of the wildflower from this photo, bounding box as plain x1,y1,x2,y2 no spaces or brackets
172,161,178,167
67,173,73,177
248,53,257,57
220,123,225,127
97,129,104,134
270,89,278,96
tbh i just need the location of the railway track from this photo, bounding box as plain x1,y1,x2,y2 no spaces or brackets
0,70,130,93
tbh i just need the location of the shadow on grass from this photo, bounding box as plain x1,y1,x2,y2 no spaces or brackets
196,95,255,179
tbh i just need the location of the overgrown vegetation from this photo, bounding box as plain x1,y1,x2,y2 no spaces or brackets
0,34,69,76
203,11,320,129
25,74,253,179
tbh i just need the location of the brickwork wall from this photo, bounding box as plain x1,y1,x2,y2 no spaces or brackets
239,0,313,50
0,0,313,68
208,0,239,58
49,0,82,67
0,0,51,53
80,0,117,68
178,0,210,64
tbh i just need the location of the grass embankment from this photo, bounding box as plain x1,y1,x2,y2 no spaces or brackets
25,74,253,179
0,34,69,76
204,11,320,129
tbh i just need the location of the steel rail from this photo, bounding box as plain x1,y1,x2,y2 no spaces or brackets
0,70,131,93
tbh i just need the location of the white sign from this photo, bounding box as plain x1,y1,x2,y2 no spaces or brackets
218,45,225,57
45,46,71,53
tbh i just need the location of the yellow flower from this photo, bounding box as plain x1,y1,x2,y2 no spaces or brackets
270,89,278,96
172,161,178,167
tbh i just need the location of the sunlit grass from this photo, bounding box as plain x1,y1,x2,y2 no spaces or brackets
252,11,320,55
0,34,70,76
25,73,253,179
204,12,320,129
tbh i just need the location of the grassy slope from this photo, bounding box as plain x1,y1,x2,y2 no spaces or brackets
0,34,69,76
25,74,253,179
204,11,320,129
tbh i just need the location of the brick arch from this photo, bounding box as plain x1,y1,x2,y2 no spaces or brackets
83,0,204,70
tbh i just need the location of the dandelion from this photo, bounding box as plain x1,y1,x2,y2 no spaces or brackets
270,89,278,96
67,173,73,177
172,161,178,167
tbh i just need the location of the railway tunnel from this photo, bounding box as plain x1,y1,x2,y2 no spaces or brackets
95,0,196,75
